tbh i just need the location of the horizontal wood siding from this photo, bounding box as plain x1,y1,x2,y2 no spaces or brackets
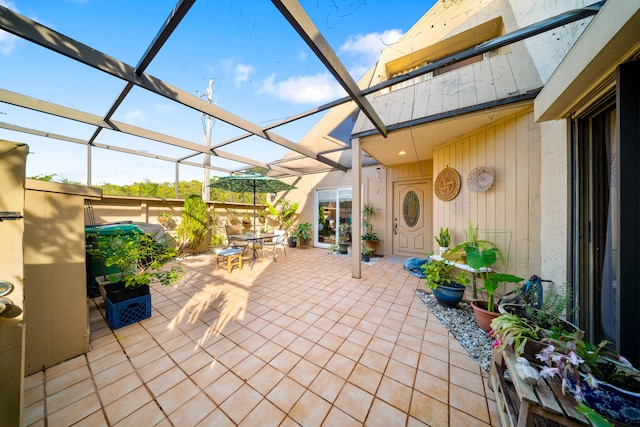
432,108,540,279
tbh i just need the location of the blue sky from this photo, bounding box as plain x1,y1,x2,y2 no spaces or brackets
1,0,435,185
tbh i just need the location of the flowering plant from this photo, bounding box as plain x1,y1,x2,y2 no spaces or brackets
536,330,640,399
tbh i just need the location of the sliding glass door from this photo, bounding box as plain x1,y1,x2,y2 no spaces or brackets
315,188,352,247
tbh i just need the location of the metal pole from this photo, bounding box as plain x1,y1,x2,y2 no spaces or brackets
202,77,214,200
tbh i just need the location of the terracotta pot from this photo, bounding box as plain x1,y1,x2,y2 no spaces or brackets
470,300,501,332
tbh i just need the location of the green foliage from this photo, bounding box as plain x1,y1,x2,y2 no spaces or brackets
422,256,469,289
526,282,578,323
434,227,451,247
267,199,298,234
576,403,613,427
362,202,378,241
293,222,312,245
86,228,183,288
361,244,374,255
490,314,542,356
29,173,82,185
462,245,523,312
210,230,226,246
177,195,210,255
327,243,339,253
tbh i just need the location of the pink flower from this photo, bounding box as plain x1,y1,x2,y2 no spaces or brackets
491,340,501,349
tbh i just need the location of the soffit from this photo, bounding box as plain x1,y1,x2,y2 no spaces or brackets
361,102,531,166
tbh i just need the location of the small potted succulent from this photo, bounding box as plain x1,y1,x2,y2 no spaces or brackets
361,245,374,262
422,255,470,308
434,226,451,255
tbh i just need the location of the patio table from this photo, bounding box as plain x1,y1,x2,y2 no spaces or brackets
229,233,276,268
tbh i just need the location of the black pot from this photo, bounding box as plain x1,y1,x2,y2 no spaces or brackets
432,282,466,308
104,282,150,303
287,237,296,248
362,253,370,262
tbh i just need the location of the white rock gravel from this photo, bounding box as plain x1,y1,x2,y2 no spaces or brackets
416,289,494,371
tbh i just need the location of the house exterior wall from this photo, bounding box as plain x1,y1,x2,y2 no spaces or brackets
0,140,27,427
432,107,542,280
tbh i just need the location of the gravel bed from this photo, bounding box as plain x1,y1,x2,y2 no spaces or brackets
416,289,493,371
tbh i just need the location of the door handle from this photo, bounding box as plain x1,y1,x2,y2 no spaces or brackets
394,218,398,235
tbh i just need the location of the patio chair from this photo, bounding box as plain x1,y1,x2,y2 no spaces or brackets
225,225,248,254
262,229,286,262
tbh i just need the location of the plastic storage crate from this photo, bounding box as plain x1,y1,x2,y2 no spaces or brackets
105,293,151,329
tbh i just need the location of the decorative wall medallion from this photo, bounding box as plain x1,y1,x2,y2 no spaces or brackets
434,167,460,201
467,166,494,193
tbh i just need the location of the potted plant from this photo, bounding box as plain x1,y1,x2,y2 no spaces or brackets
434,227,451,255
267,199,298,246
460,244,524,332
327,243,339,254
338,222,351,254
361,245,374,262
293,222,312,247
362,202,379,253
87,227,183,329
422,255,470,308
536,330,640,425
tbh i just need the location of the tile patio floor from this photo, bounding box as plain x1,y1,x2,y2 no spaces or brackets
23,247,500,426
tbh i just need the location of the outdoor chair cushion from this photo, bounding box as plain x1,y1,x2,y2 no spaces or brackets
404,257,428,278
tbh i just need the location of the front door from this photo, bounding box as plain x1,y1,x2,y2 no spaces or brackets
393,180,432,257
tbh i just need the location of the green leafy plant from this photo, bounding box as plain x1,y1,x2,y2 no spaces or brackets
422,255,469,289
434,227,451,247
87,228,183,288
177,195,211,255
210,230,226,246
361,244,374,255
462,245,523,312
267,199,298,235
490,314,542,356
327,243,339,253
362,202,378,241
293,222,312,245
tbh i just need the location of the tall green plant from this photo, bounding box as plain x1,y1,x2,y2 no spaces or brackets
177,195,210,255
267,199,298,235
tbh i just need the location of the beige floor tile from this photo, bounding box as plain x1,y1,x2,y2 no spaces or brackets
112,401,165,427
73,409,109,427
46,365,92,396
415,369,449,403
168,392,214,426
450,407,492,427
334,382,374,423
289,390,332,427
449,383,490,423
376,375,413,412
46,378,96,414
322,406,362,427
146,366,187,397
366,398,409,427
451,365,486,395
288,358,321,387
266,377,306,413
384,358,417,387
269,348,301,374
239,398,286,427
104,386,153,424
325,353,356,379
418,354,449,380
247,363,285,395
156,378,200,414
195,407,235,427
220,384,263,424
137,354,176,383
410,390,449,427
204,371,244,404
47,392,102,427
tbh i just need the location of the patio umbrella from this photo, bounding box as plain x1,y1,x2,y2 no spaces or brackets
209,172,296,232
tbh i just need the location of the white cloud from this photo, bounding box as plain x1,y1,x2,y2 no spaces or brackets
124,109,147,122
259,72,346,105
0,0,19,55
154,103,174,114
234,64,254,87
340,29,404,66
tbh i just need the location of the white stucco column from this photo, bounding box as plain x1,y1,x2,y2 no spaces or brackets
539,119,570,286
352,137,362,278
